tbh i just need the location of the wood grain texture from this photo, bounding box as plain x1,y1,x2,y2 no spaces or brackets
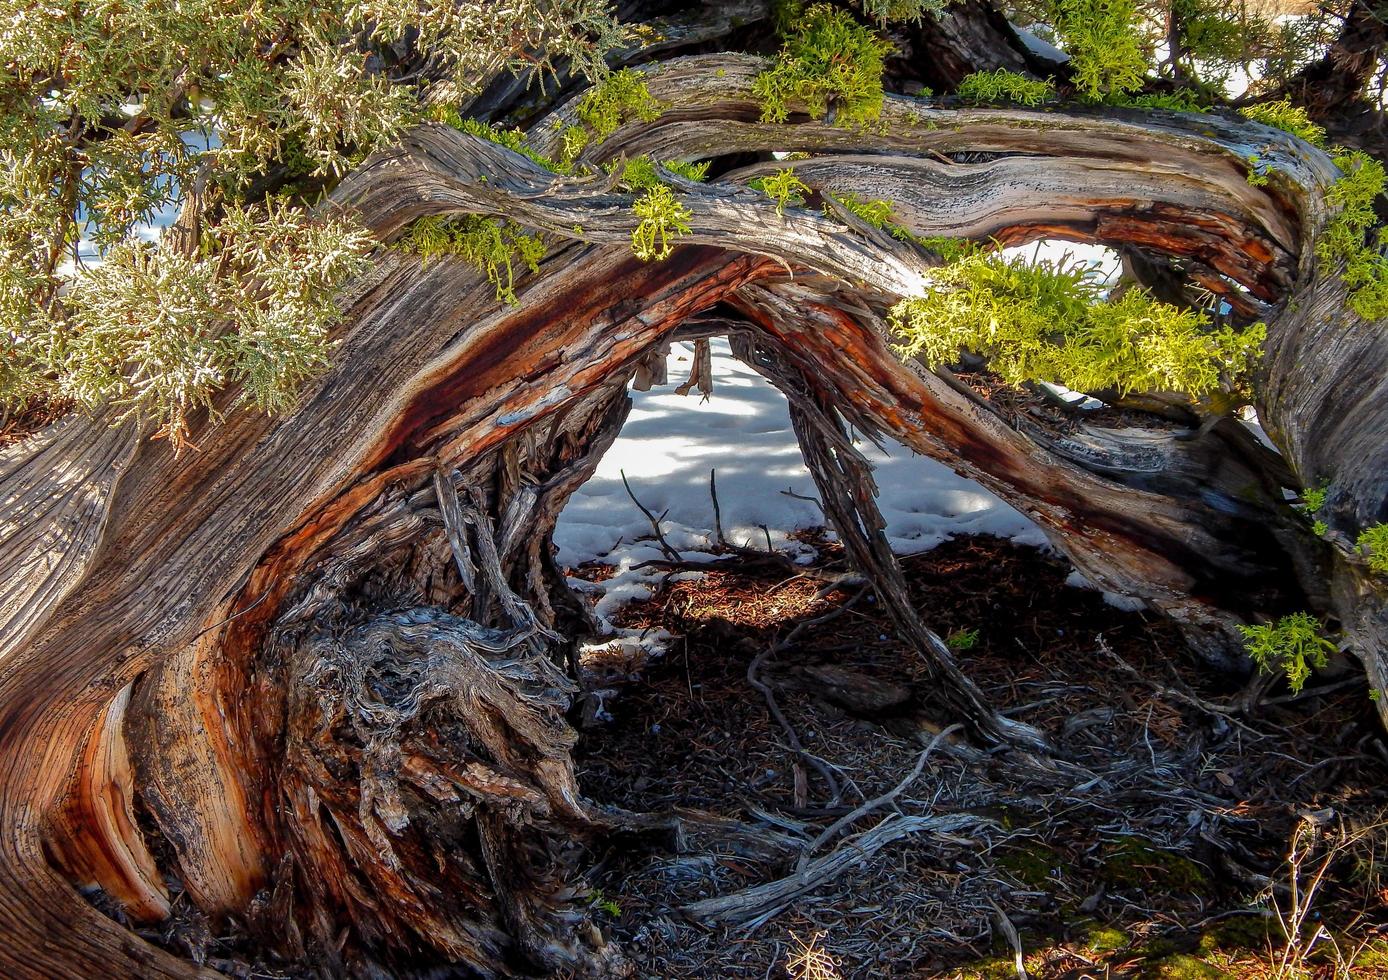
1,47,1384,978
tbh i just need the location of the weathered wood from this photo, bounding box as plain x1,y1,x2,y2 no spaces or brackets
1,44,1385,980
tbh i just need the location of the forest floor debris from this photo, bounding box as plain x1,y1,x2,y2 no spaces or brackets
571,531,1388,979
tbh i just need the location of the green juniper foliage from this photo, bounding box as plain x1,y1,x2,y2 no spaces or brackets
853,0,949,23
0,0,624,444
61,203,373,445
396,215,546,305
955,70,1056,106
1238,612,1336,694
750,168,813,214
890,250,1265,399
753,4,893,128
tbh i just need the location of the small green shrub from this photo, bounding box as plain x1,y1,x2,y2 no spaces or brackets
631,185,692,261
889,250,1265,399
946,627,979,651
397,214,546,304
749,168,812,213
1357,523,1388,574
1239,99,1327,149
753,3,892,128
955,70,1055,106
1238,611,1336,694
1055,0,1148,101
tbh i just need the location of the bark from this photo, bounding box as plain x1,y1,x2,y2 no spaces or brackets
0,47,1384,980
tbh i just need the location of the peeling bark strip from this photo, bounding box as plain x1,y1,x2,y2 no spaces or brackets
0,45,1384,980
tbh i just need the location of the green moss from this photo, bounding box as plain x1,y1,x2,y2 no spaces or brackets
1086,924,1131,952
1318,150,1388,321
631,184,691,261
997,840,1061,887
889,250,1265,399
749,167,812,214
453,117,567,173
1357,523,1388,574
1197,915,1271,952
1147,953,1222,979
1354,938,1388,969
1111,91,1210,113
559,68,664,167
753,3,892,128
954,957,1017,980
1100,837,1209,892
956,69,1055,106
1240,99,1327,149
1238,612,1336,693
1055,0,1148,100
396,214,545,304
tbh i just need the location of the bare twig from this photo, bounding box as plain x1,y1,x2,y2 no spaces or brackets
796,723,963,871
681,813,993,927
709,467,727,547
621,469,682,562
988,897,1029,980
748,645,844,808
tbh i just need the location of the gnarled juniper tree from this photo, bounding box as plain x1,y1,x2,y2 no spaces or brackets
2,0,1387,976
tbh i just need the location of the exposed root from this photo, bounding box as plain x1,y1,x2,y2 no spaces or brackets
278,609,623,976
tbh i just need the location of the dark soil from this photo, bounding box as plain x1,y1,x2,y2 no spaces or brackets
571,532,1388,979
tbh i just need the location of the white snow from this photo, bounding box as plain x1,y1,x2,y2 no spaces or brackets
554,338,1050,636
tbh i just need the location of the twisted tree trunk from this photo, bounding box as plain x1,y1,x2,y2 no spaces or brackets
1,51,1384,978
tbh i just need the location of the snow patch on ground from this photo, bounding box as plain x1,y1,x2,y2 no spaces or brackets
555,339,1049,638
